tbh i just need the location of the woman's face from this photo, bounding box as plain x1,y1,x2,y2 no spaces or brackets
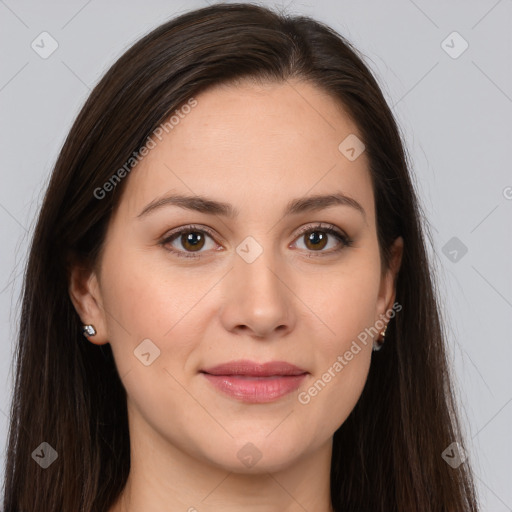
72,79,402,473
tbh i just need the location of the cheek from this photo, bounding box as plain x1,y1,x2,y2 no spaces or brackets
296,292,374,441
292,250,381,431
100,243,214,337
301,248,383,353
98,243,217,386
97,249,214,436
299,350,371,443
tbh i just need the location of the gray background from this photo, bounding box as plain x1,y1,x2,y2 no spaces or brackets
1,0,511,509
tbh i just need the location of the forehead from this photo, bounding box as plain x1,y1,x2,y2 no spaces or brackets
117,79,375,223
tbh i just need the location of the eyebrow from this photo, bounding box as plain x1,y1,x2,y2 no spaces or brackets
137,191,366,220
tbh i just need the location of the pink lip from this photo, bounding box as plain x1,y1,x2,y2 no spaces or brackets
201,360,308,403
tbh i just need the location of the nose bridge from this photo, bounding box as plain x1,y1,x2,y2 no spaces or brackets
220,235,294,337
238,245,280,300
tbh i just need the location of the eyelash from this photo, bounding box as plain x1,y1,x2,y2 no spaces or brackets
159,223,353,260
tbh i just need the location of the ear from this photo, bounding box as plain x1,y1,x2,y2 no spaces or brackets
68,262,109,345
376,236,403,320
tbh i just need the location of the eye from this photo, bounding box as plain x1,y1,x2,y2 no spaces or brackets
291,223,353,256
160,224,219,259
160,222,353,260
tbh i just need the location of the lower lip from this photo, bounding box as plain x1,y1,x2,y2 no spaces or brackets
202,373,307,403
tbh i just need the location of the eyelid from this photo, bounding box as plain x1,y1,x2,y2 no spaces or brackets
161,224,221,246
159,224,222,259
293,222,346,239
290,222,352,254
163,223,217,239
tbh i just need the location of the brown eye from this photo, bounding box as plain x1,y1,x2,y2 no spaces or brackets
161,226,218,258
303,231,328,251
179,231,206,252
292,224,352,256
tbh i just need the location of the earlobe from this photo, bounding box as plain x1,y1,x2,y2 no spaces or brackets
68,263,109,345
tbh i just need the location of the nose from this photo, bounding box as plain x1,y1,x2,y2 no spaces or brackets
219,246,296,339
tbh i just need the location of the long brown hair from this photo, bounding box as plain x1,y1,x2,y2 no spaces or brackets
2,3,479,511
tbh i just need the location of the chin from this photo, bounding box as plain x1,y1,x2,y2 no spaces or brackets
193,432,314,474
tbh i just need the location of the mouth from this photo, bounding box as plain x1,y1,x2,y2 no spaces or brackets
200,360,309,403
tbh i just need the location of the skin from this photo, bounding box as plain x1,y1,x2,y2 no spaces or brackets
69,79,403,512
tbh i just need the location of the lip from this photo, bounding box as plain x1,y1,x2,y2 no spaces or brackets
200,360,309,403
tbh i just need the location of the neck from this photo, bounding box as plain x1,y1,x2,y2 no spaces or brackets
110,413,334,512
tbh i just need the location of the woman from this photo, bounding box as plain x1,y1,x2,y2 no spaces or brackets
2,3,479,511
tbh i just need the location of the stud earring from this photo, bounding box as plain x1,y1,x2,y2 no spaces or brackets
82,324,97,337
372,323,388,352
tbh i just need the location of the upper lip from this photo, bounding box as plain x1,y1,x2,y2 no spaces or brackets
201,360,308,377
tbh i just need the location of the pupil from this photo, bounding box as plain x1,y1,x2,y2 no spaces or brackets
309,232,322,245
307,231,327,250
184,232,203,249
